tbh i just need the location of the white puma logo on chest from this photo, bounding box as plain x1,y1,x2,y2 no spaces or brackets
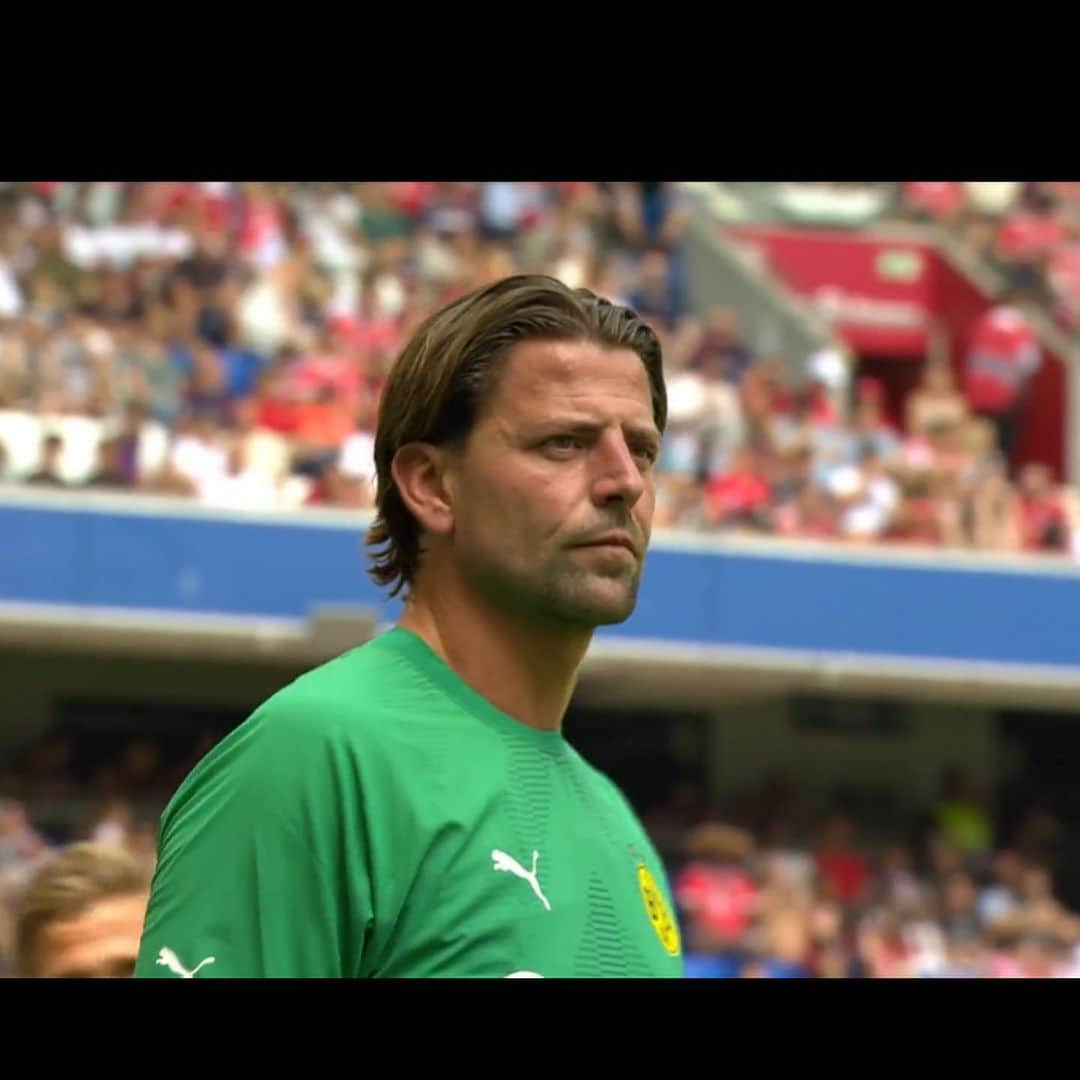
491,848,552,911
156,947,216,978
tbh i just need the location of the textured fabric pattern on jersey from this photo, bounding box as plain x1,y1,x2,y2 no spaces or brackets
135,627,682,978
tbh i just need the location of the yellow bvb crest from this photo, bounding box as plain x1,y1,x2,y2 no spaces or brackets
636,863,681,957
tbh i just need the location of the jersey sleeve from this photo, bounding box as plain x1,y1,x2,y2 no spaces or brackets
134,695,374,978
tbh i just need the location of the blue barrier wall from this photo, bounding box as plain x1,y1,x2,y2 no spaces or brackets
3,493,1080,671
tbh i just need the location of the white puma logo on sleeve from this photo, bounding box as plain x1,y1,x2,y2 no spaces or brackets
156,947,216,978
491,849,551,911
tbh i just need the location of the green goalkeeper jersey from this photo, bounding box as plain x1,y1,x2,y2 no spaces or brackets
134,627,683,979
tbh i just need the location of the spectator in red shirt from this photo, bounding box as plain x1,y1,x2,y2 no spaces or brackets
1017,462,1069,552
330,273,403,368
390,181,438,221
903,181,966,221
252,347,302,436
815,814,871,908
675,822,760,969
997,186,1065,302
290,384,354,477
963,297,1040,461
705,446,773,530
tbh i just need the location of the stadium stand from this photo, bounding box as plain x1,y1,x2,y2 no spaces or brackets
4,181,1080,977
1,181,1077,556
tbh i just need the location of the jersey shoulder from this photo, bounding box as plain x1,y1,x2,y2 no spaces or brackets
160,631,455,827
564,745,671,862
264,630,431,734
566,744,641,821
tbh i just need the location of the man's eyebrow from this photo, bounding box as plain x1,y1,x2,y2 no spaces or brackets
532,418,661,443
624,423,662,447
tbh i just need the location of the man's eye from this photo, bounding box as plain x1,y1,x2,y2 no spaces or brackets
544,435,581,452
633,445,659,465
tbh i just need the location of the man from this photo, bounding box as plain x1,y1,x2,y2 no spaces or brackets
85,436,130,489
135,274,682,978
26,433,67,487
11,842,149,978
1016,462,1070,552
963,295,1040,461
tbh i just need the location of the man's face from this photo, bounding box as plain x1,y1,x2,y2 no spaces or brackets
446,339,660,629
33,892,147,978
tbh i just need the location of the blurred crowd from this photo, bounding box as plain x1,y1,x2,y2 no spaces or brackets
0,180,691,511
0,180,1075,556
901,181,1080,333
648,769,1080,978
654,334,1076,554
0,724,224,975
735,181,1080,334
3,720,1076,978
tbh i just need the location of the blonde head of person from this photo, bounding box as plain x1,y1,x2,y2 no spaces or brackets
11,842,150,978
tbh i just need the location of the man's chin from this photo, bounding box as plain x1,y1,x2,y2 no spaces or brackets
558,585,639,627
479,563,640,628
587,605,637,627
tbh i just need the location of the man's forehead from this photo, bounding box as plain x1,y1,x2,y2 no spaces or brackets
504,338,648,379
493,339,655,415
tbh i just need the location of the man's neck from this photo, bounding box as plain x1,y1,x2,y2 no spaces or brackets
397,578,591,733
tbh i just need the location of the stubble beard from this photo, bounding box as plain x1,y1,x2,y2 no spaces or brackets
467,547,644,630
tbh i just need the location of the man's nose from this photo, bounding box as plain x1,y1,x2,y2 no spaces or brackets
590,431,646,509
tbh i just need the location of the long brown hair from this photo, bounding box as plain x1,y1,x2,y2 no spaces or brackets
365,274,666,597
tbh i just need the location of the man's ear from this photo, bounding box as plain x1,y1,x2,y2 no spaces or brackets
391,442,455,536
